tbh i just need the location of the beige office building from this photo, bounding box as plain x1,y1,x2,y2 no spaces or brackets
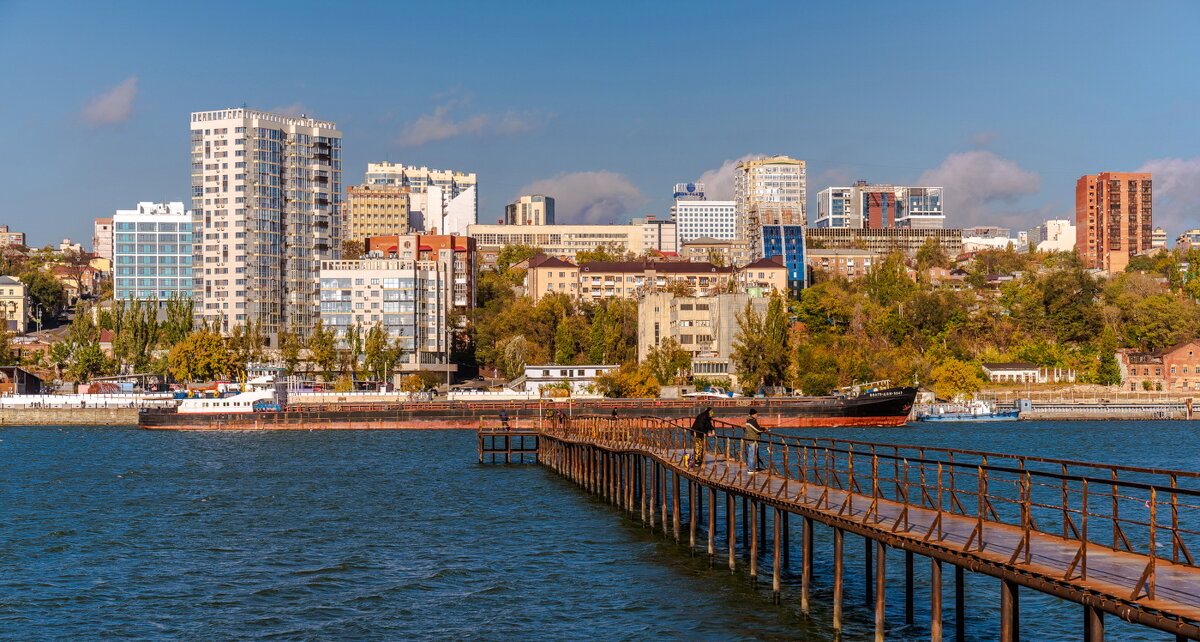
505,195,555,225
469,222,674,267
190,108,343,343
0,226,25,247
735,156,806,253
346,185,411,242
525,255,786,303
638,292,771,384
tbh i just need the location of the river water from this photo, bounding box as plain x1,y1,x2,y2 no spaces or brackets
0,421,1195,640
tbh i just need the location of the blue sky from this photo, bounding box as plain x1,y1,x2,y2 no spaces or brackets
2,0,1199,246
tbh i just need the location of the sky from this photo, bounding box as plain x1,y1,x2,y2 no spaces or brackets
2,0,1199,247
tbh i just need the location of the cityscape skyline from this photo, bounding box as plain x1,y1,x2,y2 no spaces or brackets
3,1,1200,246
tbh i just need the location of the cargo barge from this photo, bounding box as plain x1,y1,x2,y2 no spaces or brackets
139,387,917,430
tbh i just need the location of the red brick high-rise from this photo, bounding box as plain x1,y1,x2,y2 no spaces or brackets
1075,172,1152,273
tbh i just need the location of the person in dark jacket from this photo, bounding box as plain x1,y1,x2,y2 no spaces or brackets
499,409,510,430
744,408,769,474
689,407,715,467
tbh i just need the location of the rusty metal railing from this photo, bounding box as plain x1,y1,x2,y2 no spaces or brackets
535,414,1200,602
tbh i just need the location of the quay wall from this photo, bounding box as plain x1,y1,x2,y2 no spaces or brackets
0,408,140,426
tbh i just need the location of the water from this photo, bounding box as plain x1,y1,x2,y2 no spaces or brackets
0,421,1195,640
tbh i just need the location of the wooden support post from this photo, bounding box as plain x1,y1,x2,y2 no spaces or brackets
727,492,737,571
865,534,874,605
1083,605,1104,642
707,486,717,557
647,460,655,528
759,503,768,553
833,527,844,633
673,471,681,543
741,495,749,547
782,511,790,567
772,507,782,602
1000,578,1020,642
750,501,759,578
802,516,813,615
659,462,668,533
931,558,943,642
955,565,966,642
905,549,915,626
875,540,887,642
689,481,697,550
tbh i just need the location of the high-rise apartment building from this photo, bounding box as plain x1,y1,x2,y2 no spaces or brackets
815,181,944,229
190,108,342,343
760,224,807,294
630,216,679,255
345,185,410,242
112,202,193,302
735,156,806,253
92,218,113,260
1075,172,1153,273
505,195,555,225
364,162,476,236
1152,227,1167,248
670,182,736,243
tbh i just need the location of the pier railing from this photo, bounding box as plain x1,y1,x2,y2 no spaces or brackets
541,414,1200,601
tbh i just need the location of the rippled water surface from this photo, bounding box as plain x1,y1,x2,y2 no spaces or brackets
0,421,1196,640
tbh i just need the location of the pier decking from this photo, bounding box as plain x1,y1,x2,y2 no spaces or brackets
490,415,1200,641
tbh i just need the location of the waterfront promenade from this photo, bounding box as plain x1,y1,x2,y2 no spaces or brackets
522,416,1200,640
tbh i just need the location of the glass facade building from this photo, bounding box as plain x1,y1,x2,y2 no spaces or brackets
760,224,806,295
112,202,194,302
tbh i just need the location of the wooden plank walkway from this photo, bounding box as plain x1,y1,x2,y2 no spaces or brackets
531,418,1200,640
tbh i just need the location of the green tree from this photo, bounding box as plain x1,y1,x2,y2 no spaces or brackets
645,337,691,384
915,236,949,272
67,343,111,382
279,329,303,376
495,244,543,274
364,323,403,382
1094,326,1122,386
860,252,915,306
20,270,66,322
166,330,233,383
160,295,194,347
731,292,791,392
553,316,589,364
345,321,365,379
308,320,339,381
575,243,627,264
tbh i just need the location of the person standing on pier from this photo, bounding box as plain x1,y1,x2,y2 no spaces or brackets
500,409,510,430
743,409,768,475
689,407,715,467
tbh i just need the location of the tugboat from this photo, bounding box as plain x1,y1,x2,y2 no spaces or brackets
915,399,1020,422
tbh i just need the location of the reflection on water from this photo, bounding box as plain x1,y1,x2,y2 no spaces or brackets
0,421,1192,640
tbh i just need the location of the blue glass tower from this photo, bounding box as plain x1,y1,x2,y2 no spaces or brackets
760,225,806,295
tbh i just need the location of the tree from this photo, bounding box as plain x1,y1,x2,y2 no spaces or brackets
279,329,302,376
308,320,339,381
495,244,543,274
497,334,532,380
860,252,915,306
67,343,111,382
706,248,727,267
228,320,264,376
20,270,66,322
110,297,159,373
166,331,232,383
342,239,365,260
345,321,365,379
915,236,949,272
364,323,403,382
575,243,628,264
731,292,791,392
1094,326,1122,386
645,337,691,384
930,358,982,400
593,362,660,398
160,295,194,347
553,316,589,364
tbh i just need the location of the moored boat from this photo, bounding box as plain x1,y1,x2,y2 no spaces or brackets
915,400,1019,422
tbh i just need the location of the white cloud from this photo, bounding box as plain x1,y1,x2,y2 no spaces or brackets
1137,157,1200,236
696,154,766,200
398,99,546,146
518,171,647,224
917,150,1041,228
79,76,138,128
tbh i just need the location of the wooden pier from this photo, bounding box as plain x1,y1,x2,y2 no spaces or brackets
478,422,539,463
483,415,1200,640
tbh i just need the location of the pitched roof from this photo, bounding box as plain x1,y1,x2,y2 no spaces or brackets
742,256,786,269
0,275,22,285
528,254,576,269
981,362,1038,370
